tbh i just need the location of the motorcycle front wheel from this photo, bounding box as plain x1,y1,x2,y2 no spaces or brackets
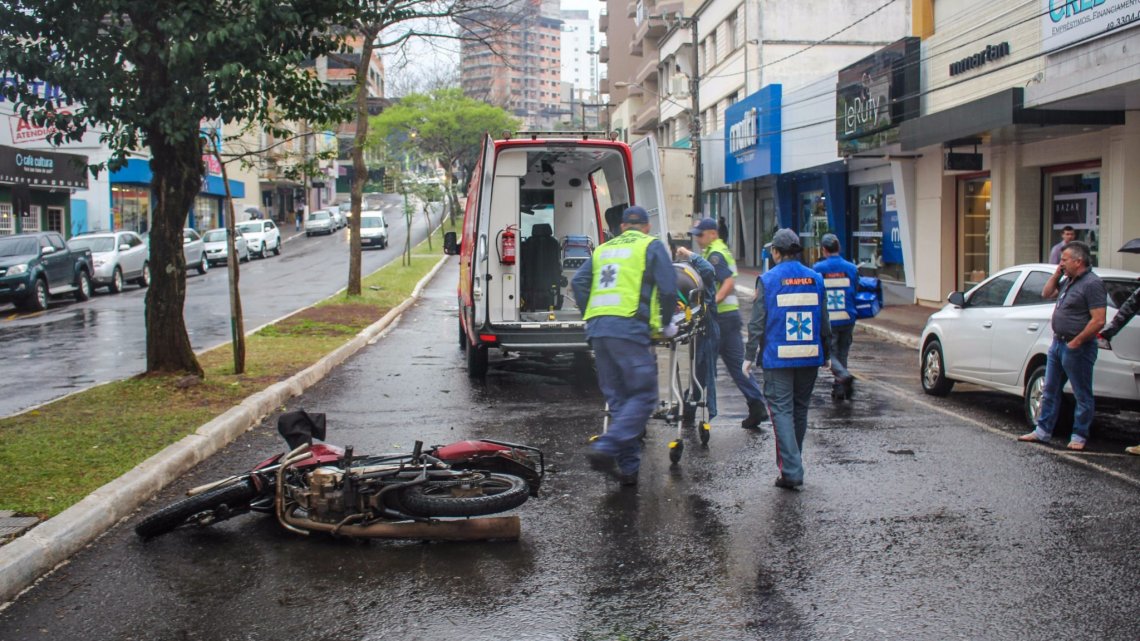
398,473,530,517
135,479,259,539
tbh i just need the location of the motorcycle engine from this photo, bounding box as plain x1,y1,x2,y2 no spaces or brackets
298,466,348,522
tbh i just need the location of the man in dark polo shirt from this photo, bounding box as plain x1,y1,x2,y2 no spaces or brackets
1019,240,1106,450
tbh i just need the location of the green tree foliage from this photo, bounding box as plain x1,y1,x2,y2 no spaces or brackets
369,89,518,224
0,1,357,376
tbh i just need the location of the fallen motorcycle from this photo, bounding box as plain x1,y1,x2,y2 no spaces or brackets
135,410,543,541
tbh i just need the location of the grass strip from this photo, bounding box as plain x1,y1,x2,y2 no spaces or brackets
0,221,455,518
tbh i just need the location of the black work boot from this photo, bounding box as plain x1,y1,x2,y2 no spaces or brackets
741,400,769,429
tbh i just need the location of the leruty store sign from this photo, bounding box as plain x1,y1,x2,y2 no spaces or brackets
1043,0,1140,52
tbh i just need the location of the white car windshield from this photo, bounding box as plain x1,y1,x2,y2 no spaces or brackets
361,217,384,228
203,230,229,242
311,212,330,220
67,236,117,252
237,223,262,234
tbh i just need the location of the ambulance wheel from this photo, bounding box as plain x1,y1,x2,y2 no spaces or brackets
466,343,488,379
698,422,711,446
668,439,683,464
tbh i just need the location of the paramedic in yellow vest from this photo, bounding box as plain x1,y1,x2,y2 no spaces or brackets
571,206,678,487
689,217,769,429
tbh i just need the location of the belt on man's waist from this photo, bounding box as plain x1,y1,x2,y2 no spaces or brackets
1055,333,1076,343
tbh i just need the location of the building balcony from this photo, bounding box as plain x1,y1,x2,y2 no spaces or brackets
600,12,608,33
633,58,657,86
634,14,668,45
627,1,637,18
598,45,609,63
599,76,609,94
631,102,660,134
628,38,643,57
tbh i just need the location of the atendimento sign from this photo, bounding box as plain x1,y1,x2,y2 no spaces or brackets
949,42,1011,76
1042,0,1140,52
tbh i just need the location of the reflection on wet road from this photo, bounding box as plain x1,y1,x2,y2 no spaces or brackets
1,260,1138,640
0,196,433,416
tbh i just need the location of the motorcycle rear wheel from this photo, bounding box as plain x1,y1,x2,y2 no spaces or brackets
135,479,259,539
398,473,529,517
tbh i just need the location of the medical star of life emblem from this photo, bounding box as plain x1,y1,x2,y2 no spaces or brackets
827,290,845,310
786,312,813,342
599,264,618,289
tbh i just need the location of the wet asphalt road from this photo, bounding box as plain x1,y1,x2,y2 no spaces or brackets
1,260,1139,640
0,194,436,416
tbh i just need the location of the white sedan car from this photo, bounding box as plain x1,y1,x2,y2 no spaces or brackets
920,263,1140,429
236,220,281,258
201,228,250,266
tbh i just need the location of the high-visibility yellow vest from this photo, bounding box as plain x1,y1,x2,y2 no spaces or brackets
703,238,739,313
584,229,661,332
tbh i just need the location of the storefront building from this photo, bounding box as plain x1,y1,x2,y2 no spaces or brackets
110,158,245,233
724,84,781,267
833,37,922,298
899,0,1139,306
0,144,89,237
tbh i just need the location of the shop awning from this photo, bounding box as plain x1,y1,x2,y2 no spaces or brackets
110,158,245,198
899,88,1125,151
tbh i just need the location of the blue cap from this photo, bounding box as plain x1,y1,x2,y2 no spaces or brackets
689,217,717,235
622,206,650,225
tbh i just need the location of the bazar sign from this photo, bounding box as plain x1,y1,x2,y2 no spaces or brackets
1042,0,1140,52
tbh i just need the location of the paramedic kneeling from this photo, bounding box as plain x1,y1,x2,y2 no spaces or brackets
571,206,678,486
744,229,832,489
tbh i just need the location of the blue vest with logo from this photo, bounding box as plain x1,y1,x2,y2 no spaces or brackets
760,260,826,369
812,255,858,328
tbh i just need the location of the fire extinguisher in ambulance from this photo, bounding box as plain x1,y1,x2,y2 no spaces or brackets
499,225,517,265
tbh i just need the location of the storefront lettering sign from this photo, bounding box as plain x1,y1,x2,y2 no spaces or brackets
729,107,758,154
0,144,88,188
1043,0,1140,52
949,42,1011,76
835,37,920,156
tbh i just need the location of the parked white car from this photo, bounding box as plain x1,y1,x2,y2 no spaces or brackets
920,263,1140,428
182,228,209,275
305,210,334,236
359,211,388,249
201,228,250,266
328,205,346,230
67,231,149,293
236,220,281,258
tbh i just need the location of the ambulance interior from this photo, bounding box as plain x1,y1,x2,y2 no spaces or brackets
487,146,633,324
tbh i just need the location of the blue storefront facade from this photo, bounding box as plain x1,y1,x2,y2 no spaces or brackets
109,158,245,233
724,85,781,268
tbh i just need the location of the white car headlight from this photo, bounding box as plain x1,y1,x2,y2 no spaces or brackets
7,264,28,275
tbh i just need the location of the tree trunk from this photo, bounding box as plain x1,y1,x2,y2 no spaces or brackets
444,166,461,225
145,134,204,377
347,28,379,297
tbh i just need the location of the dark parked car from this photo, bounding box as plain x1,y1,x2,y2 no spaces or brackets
0,232,94,311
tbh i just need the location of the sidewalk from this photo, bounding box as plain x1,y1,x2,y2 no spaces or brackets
735,267,935,350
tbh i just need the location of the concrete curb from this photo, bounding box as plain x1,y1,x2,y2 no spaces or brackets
733,284,920,351
0,255,451,605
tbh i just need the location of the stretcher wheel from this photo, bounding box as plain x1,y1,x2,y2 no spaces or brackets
698,422,711,446
588,434,601,443
668,439,683,463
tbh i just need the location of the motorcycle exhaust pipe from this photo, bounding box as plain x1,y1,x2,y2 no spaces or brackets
281,509,521,541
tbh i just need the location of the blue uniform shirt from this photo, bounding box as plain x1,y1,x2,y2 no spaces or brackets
571,236,677,345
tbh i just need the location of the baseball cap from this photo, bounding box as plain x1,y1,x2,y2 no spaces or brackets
689,217,717,235
622,206,650,225
821,233,840,251
771,228,802,253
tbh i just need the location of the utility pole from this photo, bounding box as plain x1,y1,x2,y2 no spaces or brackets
688,17,701,219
